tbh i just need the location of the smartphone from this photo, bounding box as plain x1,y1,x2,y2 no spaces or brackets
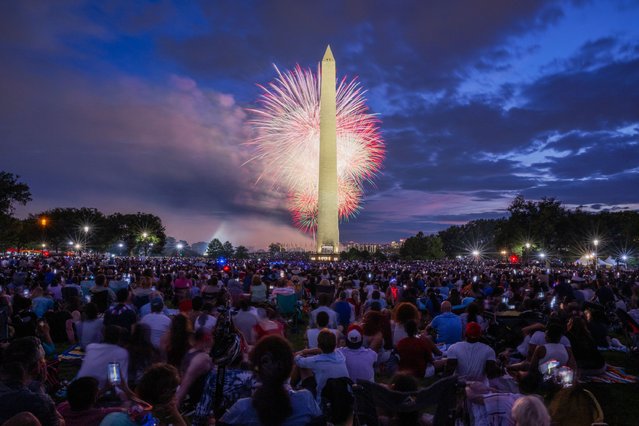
107,362,122,385
538,291,544,299
151,286,156,292
473,276,478,283
85,295,91,303
23,289,29,298
558,367,573,387
546,360,560,375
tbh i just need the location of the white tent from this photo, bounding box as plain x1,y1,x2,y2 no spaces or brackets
575,256,590,265
605,256,617,265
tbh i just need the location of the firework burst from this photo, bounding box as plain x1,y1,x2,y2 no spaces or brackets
248,64,384,232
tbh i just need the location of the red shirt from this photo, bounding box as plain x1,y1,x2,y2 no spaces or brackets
396,336,435,377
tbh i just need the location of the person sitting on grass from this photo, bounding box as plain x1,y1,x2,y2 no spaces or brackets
220,335,321,426
396,319,441,378
446,322,499,382
306,311,340,349
56,377,123,426
295,328,349,402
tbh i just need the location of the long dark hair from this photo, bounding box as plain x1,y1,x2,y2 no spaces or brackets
466,302,479,323
251,335,294,426
166,314,192,368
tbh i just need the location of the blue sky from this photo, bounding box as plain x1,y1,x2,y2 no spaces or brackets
1,0,638,249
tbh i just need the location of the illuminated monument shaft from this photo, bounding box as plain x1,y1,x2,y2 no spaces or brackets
316,45,339,254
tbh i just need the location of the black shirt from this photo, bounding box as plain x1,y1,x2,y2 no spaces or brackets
0,380,60,426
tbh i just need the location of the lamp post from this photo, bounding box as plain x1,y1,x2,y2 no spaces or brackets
176,243,184,257
83,225,90,252
593,239,599,270
524,242,531,265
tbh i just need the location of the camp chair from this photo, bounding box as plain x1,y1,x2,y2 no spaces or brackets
276,293,301,332
355,375,458,426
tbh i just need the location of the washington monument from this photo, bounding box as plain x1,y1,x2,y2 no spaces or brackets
316,45,340,254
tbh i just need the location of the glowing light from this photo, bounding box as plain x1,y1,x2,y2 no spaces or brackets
248,65,384,231
472,250,480,256
118,243,124,248
593,239,599,246
539,253,546,258
525,242,531,249
176,243,184,250
83,225,90,233
622,255,628,261
74,244,81,250
68,241,73,246
142,232,148,238
40,217,48,227
500,250,507,255
41,243,46,248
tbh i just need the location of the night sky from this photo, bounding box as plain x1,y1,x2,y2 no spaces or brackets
2,1,639,249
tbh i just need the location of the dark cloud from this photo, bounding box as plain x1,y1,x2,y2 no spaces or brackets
1,0,638,246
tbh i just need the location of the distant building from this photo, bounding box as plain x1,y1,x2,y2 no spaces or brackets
343,241,379,253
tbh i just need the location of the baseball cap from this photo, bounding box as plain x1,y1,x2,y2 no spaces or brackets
347,324,363,344
465,322,482,338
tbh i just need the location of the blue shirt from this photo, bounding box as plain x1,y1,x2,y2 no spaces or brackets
430,312,462,345
220,389,321,426
32,297,54,318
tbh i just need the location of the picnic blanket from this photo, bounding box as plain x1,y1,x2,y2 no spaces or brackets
585,365,637,384
57,344,85,361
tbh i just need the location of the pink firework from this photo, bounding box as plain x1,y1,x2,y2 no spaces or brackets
248,64,384,232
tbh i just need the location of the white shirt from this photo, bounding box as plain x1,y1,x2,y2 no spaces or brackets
446,341,496,382
76,343,129,389
139,312,172,349
337,347,377,382
310,306,338,329
529,331,571,348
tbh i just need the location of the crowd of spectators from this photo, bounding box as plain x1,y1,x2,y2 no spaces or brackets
0,253,637,425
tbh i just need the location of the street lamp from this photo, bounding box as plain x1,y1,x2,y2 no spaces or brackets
74,243,81,250
142,232,148,239
83,225,90,233
118,243,124,248
593,239,599,270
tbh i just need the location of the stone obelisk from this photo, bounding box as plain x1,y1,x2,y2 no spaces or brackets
316,45,340,254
